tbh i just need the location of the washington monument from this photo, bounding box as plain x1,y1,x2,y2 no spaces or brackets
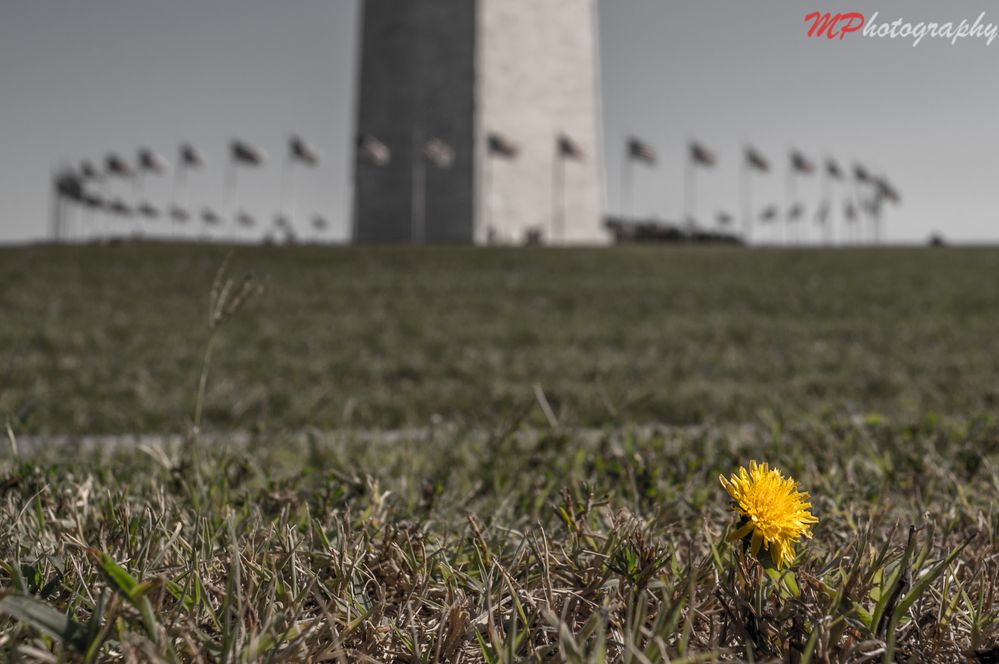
353,0,606,245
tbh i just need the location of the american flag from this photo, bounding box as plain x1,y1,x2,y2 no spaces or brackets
105,154,134,178
273,214,291,231
487,132,518,159
745,146,769,172
626,137,656,165
690,141,717,167
137,202,160,219
788,202,805,220
236,211,256,228
230,140,265,167
289,136,320,167
312,215,329,231
875,177,900,203
357,134,391,166
825,158,843,180
54,171,85,201
79,160,101,180
137,149,169,175
424,137,455,169
716,211,734,226
201,207,222,225
759,204,779,222
168,206,190,223
109,199,132,217
815,200,831,225
852,163,871,183
790,151,815,174
179,143,205,170
843,201,857,221
82,194,104,209
557,134,584,160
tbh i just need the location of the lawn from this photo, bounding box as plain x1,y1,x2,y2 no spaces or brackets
0,243,997,661
2,244,999,434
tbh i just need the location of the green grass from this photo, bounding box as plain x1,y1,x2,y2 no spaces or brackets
1,418,996,660
0,243,997,660
2,244,999,434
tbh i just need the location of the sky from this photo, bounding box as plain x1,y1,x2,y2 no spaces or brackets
1,0,998,244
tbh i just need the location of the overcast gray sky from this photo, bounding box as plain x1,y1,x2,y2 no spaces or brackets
2,0,998,244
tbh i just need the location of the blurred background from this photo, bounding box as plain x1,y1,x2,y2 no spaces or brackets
2,0,998,246
4,1,999,438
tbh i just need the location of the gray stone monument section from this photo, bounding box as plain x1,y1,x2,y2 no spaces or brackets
354,0,606,245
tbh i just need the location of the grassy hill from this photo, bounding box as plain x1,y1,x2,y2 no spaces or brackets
2,243,999,434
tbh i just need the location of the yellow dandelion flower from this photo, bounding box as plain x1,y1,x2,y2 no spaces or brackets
719,461,818,569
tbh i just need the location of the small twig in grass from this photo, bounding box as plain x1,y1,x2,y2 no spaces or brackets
533,383,559,430
191,251,262,437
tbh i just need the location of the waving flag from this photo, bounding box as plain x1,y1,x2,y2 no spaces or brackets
844,200,857,221
557,134,584,161
201,207,222,225
82,194,105,209
54,171,85,202
236,211,256,228
137,149,169,175
108,199,132,217
312,215,329,231
690,141,717,167
627,137,657,165
424,137,455,169
357,134,391,166
790,151,815,174
105,154,134,178
230,140,265,167
875,177,900,203
289,136,320,167
487,132,518,159
79,160,101,180
853,163,871,183
815,200,831,225
137,202,160,219
825,158,843,180
179,143,204,170
168,206,190,223
759,204,779,222
745,146,769,172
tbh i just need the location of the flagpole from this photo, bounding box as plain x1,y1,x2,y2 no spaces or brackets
347,155,356,245
288,159,299,245
853,179,862,246
484,150,492,243
552,146,564,243
741,159,751,245
411,126,427,245
95,179,106,242
785,165,794,246
279,155,290,228
224,159,236,244
621,145,632,218
49,170,62,243
822,171,832,246
684,157,695,234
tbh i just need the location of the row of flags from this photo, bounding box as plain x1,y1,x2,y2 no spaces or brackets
354,130,586,167
53,174,329,231
52,135,329,242
70,136,320,186
624,137,900,203
622,135,900,243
